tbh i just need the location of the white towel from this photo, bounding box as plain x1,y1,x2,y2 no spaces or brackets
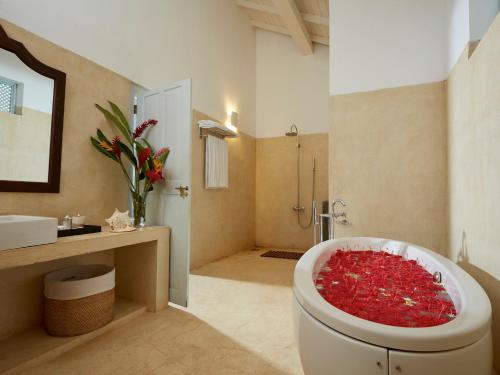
205,135,228,189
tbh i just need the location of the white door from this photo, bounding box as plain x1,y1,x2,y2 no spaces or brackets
137,79,192,307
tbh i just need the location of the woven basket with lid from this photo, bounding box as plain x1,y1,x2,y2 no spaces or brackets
43,264,115,337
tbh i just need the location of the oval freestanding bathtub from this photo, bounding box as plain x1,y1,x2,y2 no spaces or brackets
293,237,492,375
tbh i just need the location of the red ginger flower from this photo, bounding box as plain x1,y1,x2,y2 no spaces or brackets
111,136,121,158
146,159,164,184
154,147,169,158
146,169,163,183
133,119,158,139
138,147,151,168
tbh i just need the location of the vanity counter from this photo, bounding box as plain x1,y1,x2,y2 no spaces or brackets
0,226,169,271
0,226,170,374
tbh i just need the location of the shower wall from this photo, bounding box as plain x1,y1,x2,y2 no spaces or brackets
256,133,329,250
191,111,256,269
329,82,448,254
254,28,330,250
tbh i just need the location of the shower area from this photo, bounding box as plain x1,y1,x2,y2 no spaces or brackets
255,125,329,250
285,124,319,233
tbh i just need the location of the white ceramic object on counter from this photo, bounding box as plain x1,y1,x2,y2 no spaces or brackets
293,237,493,375
0,215,58,251
71,214,86,228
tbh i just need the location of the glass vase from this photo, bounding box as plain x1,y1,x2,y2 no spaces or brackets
132,193,146,229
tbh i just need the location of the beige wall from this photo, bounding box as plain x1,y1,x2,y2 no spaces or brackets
256,30,329,138
329,0,458,95
256,133,329,250
0,108,51,182
447,15,500,370
190,111,256,269
0,21,131,338
0,1,257,136
254,28,330,250
0,20,130,223
329,82,448,254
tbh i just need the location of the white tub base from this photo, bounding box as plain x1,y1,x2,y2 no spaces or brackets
294,298,492,375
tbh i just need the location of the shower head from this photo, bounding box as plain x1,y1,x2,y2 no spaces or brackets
285,124,299,137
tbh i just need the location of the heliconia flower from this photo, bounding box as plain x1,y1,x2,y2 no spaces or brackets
138,147,151,168
99,140,114,153
146,169,163,184
154,147,169,158
133,119,158,139
111,136,121,158
153,159,162,171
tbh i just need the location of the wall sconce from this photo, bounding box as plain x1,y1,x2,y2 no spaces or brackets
226,111,238,133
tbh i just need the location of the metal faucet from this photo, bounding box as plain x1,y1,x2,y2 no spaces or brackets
318,199,349,243
332,199,347,219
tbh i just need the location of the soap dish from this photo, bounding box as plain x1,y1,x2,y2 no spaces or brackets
57,225,102,238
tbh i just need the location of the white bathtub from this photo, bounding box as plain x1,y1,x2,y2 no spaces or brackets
293,237,493,375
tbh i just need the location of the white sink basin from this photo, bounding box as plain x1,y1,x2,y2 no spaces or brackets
0,215,58,251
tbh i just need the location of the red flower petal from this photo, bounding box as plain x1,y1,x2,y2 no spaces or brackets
138,147,151,168
315,250,456,328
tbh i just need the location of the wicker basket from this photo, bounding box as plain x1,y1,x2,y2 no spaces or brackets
43,264,115,337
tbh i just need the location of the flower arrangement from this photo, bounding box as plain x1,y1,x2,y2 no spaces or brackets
90,101,169,227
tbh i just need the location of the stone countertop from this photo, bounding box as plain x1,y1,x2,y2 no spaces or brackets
0,226,169,271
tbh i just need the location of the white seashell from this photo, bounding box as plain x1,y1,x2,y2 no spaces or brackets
105,209,134,232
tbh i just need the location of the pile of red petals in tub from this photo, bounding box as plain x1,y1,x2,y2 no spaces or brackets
315,250,457,327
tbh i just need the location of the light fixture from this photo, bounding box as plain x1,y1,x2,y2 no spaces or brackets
230,111,238,127
226,111,238,133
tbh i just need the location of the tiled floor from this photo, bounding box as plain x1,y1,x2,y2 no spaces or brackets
23,249,303,374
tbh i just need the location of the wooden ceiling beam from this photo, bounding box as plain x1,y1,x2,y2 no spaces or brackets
237,0,329,26
302,13,328,26
251,20,329,46
251,21,289,36
237,0,276,14
271,0,313,55
311,35,329,46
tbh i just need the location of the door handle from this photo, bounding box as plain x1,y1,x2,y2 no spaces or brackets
175,185,189,198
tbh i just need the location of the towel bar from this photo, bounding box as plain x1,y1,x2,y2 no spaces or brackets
198,120,238,139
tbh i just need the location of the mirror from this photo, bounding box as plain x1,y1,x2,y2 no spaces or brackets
0,24,65,193
0,49,54,183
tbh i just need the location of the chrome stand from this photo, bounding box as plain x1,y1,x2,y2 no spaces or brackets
316,199,351,243
319,213,336,242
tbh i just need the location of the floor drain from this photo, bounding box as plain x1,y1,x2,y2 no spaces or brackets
260,250,303,260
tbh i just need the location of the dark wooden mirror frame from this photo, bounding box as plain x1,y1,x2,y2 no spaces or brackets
0,23,66,193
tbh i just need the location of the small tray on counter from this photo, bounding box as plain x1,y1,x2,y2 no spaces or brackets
57,225,102,238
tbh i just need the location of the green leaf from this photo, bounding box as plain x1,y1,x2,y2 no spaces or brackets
118,141,137,166
108,101,131,136
95,103,133,144
90,137,117,161
135,142,144,154
139,138,154,151
157,149,170,165
96,129,111,143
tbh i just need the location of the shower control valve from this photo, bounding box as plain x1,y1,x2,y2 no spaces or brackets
336,218,352,226
332,198,348,220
